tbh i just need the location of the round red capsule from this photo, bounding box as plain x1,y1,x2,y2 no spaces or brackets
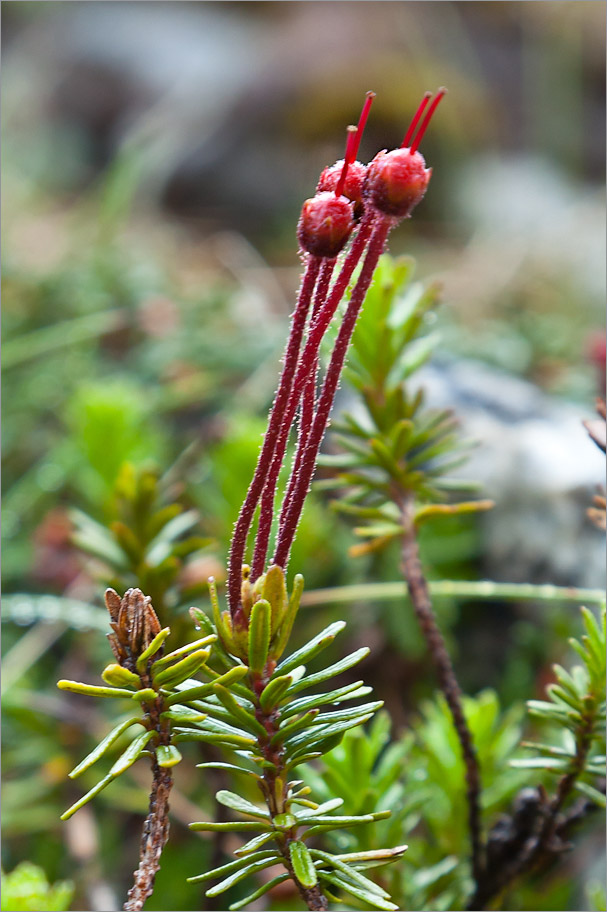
365,87,445,220
365,148,431,219
297,191,355,258
317,160,368,217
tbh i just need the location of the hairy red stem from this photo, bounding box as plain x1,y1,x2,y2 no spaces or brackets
230,210,373,603
274,216,391,569
227,256,321,616
271,259,337,568
252,258,336,580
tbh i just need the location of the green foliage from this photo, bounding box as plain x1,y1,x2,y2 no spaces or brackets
56,589,217,820
321,255,491,554
0,862,73,912
71,463,213,613
65,380,166,502
305,693,526,911
184,571,405,911
512,605,606,807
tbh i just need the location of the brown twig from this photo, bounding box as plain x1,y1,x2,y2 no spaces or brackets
123,759,173,912
399,494,485,892
467,708,598,909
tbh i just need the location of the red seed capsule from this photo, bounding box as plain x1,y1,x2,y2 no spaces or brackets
297,191,355,258
317,160,368,217
365,148,431,219
366,87,445,220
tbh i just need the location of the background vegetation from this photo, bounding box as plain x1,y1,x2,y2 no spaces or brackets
2,2,605,910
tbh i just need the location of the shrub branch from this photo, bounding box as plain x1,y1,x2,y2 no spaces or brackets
399,494,485,890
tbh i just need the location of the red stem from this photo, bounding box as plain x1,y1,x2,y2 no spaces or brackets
271,259,337,569
233,212,372,595
227,256,321,616
274,217,391,569
252,258,337,579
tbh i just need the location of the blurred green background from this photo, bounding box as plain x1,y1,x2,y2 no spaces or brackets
2,2,605,910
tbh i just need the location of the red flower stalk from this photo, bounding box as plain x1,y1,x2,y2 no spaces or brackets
274,89,446,570
252,256,336,580
228,88,444,615
227,256,322,622
228,93,376,615
274,215,391,568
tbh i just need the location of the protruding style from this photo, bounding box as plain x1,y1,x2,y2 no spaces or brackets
365,88,445,219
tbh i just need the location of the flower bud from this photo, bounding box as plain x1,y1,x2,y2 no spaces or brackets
365,148,431,219
317,160,368,218
297,191,355,258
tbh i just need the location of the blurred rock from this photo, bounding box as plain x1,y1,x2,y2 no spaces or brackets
417,358,606,588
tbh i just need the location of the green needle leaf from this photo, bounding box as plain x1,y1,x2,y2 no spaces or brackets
160,707,207,724
212,684,268,739
272,710,319,746
206,856,282,897
319,871,398,911
101,664,141,688
280,681,369,719
57,680,136,698
69,717,143,778
275,621,346,676
187,850,277,884
166,665,248,706
136,627,171,672
60,773,115,820
156,744,182,768
196,762,260,780
131,688,158,702
284,714,375,755
290,840,318,888
152,649,210,688
259,674,293,711
173,730,256,748
310,849,391,899
287,649,370,695
215,790,270,820
228,873,290,911
271,573,304,661
248,599,271,674
151,635,216,672
109,730,157,776
233,832,277,856
190,820,270,832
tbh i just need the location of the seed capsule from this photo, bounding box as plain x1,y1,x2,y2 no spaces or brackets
317,160,368,218
365,148,431,219
365,87,445,220
297,192,355,258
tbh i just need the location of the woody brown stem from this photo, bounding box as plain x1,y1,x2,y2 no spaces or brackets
399,495,485,893
468,708,597,909
123,759,172,912
123,651,173,912
281,851,329,911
